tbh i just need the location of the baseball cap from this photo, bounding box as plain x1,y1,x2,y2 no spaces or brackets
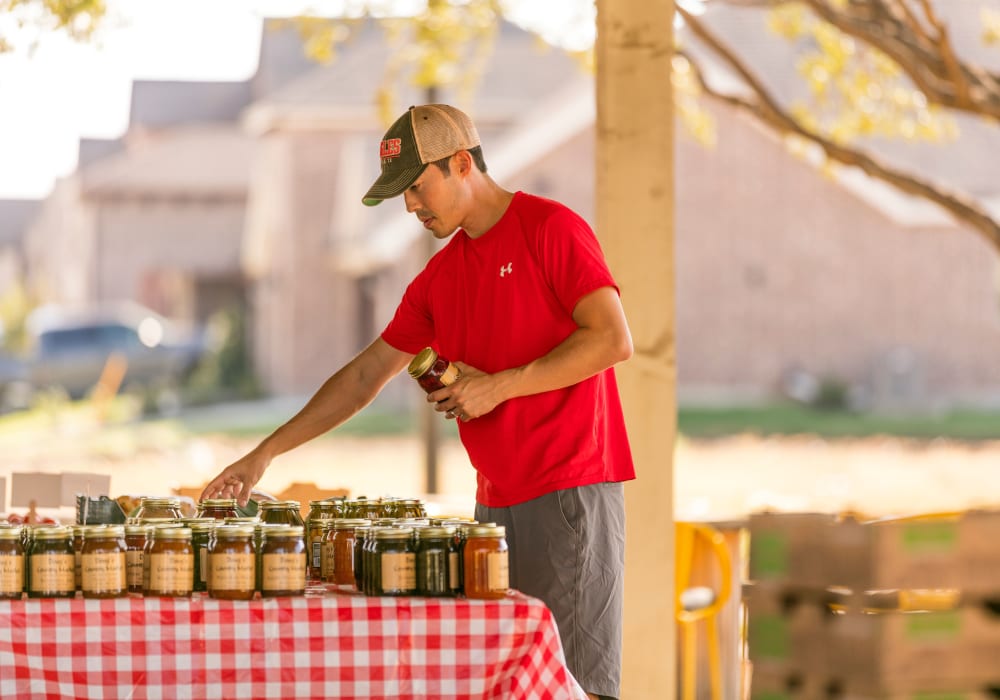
362,104,481,206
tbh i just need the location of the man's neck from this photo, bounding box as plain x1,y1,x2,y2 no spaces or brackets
463,182,515,239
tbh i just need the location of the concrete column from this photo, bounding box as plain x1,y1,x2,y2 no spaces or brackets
595,1,677,697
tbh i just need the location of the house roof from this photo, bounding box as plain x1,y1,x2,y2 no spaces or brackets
0,199,40,247
80,126,253,199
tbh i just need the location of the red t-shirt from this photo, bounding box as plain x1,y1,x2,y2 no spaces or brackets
381,192,635,507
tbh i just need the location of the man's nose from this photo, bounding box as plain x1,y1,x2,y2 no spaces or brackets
404,190,419,212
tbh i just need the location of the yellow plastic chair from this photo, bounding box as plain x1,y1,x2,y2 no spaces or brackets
676,522,733,700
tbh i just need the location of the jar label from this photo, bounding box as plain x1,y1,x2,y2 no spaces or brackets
381,552,416,592
209,552,255,591
488,551,509,591
200,548,207,584
148,553,194,593
440,363,460,386
322,542,336,579
448,551,460,589
30,553,75,593
82,552,126,592
311,540,322,570
261,553,306,591
126,550,144,588
0,554,24,593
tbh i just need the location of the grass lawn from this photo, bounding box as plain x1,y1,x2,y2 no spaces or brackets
678,403,1000,441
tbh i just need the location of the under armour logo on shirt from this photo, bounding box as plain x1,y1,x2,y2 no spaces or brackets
499,263,513,277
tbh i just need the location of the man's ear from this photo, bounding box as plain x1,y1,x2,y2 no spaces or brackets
454,150,473,176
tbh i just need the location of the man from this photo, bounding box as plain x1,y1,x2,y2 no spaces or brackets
201,104,635,699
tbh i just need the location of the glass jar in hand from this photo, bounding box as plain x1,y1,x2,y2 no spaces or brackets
408,348,460,393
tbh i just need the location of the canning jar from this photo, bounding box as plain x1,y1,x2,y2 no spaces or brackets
0,526,25,599
196,499,240,520
306,501,339,580
330,518,370,587
207,524,256,600
72,525,86,591
28,526,76,598
134,497,184,521
462,525,509,600
187,520,216,593
260,525,306,597
144,527,194,597
408,347,460,393
373,528,416,596
124,525,150,594
415,526,457,597
353,526,372,592
81,525,127,599
259,501,304,527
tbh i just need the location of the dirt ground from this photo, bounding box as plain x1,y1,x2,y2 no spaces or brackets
5,403,1000,522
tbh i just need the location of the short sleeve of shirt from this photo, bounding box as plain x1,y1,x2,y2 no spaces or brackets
381,264,437,354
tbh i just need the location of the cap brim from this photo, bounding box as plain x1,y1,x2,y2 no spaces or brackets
361,163,428,207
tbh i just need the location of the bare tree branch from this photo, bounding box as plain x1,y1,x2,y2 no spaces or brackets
678,5,1000,252
709,0,1000,119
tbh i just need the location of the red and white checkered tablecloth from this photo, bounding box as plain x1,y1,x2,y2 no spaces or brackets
0,590,587,699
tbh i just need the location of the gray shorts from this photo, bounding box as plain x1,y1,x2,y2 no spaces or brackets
476,482,626,699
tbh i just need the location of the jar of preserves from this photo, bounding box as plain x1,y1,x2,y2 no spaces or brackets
373,528,416,596
188,520,216,593
259,501,305,527
0,526,25,599
134,497,184,521
71,525,86,591
331,518,370,587
207,524,256,600
28,526,76,598
196,499,240,520
318,519,338,583
463,525,509,600
408,347,460,393
144,527,194,597
124,525,150,594
260,525,306,597
415,526,457,597
399,499,427,519
306,500,339,580
81,525,127,599
353,525,372,592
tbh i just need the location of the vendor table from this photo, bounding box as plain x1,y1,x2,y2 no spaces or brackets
0,589,587,699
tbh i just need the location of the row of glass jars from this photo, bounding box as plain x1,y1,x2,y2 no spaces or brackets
0,521,310,600
314,518,510,600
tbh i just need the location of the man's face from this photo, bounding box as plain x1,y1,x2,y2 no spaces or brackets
402,155,466,239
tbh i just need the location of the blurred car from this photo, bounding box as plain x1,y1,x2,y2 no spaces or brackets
24,302,208,400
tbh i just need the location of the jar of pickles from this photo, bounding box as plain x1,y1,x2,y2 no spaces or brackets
260,525,306,597
0,526,25,599
462,525,509,600
187,520,216,593
415,526,457,597
197,499,240,520
207,524,256,601
259,501,305,527
28,526,76,599
134,497,184,521
372,528,416,596
398,499,427,519
81,525,127,599
144,527,194,597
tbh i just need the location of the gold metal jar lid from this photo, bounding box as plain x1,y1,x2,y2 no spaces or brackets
375,527,414,540
333,518,373,530
261,525,304,538
199,498,237,507
85,525,125,539
125,525,152,536
466,525,506,539
214,524,255,538
415,526,456,539
186,521,217,533
260,500,300,510
0,527,23,540
151,527,192,540
407,347,438,378
139,497,181,506
32,526,71,540
223,516,259,524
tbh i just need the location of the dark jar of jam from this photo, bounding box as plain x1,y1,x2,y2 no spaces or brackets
197,499,240,521
207,524,256,600
260,501,305,527
373,528,416,597
408,348,460,392
134,497,184,521
0,526,25,599
81,525,127,599
187,521,216,593
28,526,76,599
260,525,306,597
144,527,194,597
125,525,150,594
415,526,457,597
463,525,510,600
